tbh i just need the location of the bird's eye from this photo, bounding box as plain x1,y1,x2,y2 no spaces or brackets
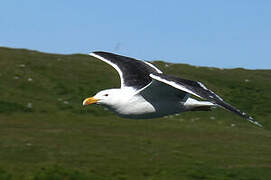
104,94,109,96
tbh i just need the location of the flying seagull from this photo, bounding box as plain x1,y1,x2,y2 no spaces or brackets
83,51,262,127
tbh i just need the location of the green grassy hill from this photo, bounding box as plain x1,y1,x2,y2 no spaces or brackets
0,47,271,180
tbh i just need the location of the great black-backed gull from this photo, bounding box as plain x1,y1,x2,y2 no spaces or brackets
83,52,262,127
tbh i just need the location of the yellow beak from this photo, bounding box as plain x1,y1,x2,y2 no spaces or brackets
82,97,99,106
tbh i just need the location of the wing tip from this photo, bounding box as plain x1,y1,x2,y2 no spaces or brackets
247,116,263,128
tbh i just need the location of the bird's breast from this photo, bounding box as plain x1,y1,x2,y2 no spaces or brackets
115,96,156,117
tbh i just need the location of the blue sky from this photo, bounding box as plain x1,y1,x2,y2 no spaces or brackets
1,0,270,69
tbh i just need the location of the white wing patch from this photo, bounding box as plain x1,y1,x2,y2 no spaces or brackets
197,82,208,90
142,61,163,74
150,74,202,99
197,81,224,101
208,89,224,101
90,52,125,88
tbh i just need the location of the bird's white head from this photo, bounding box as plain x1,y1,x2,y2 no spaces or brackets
83,89,124,107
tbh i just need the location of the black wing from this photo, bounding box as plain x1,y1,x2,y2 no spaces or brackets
150,73,262,127
90,51,162,90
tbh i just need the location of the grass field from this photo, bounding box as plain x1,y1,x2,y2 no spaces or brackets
0,47,271,179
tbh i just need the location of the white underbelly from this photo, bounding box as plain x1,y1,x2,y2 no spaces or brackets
114,97,185,119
